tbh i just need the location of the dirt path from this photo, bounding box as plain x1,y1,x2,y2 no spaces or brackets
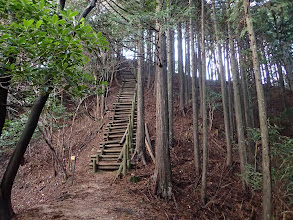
7,80,158,220
15,171,150,220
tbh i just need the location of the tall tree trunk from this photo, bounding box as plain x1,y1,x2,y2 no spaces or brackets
276,61,287,110
167,2,174,148
239,42,255,165
147,30,153,90
185,21,190,104
262,43,272,87
272,11,293,91
200,0,208,205
243,1,272,219
227,0,247,179
212,0,232,167
197,32,203,117
177,22,185,115
0,90,51,220
153,31,158,97
190,0,200,174
226,43,235,136
0,76,10,138
100,83,105,118
136,29,146,164
153,0,172,199
171,29,175,77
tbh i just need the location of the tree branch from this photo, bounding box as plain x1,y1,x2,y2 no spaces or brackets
78,0,99,21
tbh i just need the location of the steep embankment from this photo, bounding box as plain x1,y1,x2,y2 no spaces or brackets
1,75,292,219
0,79,156,219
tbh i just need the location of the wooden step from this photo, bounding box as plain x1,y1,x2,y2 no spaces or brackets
106,130,126,135
103,143,122,148
98,162,121,166
105,134,123,139
101,140,123,144
114,111,133,115
115,107,134,110
97,148,122,153
99,155,119,161
113,102,132,105
119,94,134,96
89,163,120,170
107,125,127,130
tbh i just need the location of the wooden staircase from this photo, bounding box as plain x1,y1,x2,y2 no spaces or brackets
90,65,137,172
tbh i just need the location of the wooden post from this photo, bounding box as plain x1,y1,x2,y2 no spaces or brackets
127,134,130,170
93,159,97,173
123,139,127,176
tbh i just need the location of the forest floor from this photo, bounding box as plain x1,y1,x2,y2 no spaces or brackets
1,76,293,220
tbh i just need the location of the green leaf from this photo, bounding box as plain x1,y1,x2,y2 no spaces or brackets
39,0,44,9
52,14,58,24
36,20,43,28
87,33,94,38
28,19,34,27
67,9,72,17
1,34,10,39
71,11,79,17
23,19,29,28
18,37,25,44
57,20,66,25
10,64,15,70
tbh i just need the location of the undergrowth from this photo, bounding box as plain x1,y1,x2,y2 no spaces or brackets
244,125,293,206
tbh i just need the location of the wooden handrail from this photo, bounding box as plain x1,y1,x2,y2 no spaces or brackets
119,84,137,177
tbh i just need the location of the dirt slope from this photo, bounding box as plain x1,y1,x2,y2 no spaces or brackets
1,76,292,219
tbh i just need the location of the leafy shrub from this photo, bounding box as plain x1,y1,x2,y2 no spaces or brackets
0,115,30,149
246,125,293,204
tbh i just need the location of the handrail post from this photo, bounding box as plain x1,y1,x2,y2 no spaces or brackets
123,139,127,176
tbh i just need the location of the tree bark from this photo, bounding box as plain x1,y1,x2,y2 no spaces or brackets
200,0,208,205
226,43,235,136
239,42,255,166
147,30,152,90
78,0,98,21
243,1,272,219
177,22,185,115
100,83,105,118
212,0,232,167
136,28,146,164
0,76,10,138
153,0,172,199
185,21,190,104
276,61,287,110
272,11,293,91
197,32,203,118
227,5,248,178
190,0,200,174
167,4,174,148
0,90,51,220
262,43,271,87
